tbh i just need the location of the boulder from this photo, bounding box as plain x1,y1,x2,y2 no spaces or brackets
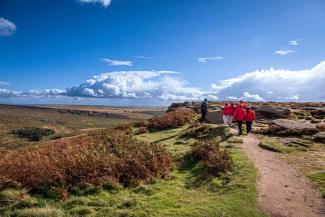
206,110,223,124
313,132,325,143
256,105,291,119
268,119,319,136
310,108,325,119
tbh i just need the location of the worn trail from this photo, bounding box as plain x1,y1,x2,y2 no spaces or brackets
242,134,325,217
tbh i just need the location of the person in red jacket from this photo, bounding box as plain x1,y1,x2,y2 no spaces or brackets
245,107,256,134
228,103,236,127
233,104,246,135
239,100,248,109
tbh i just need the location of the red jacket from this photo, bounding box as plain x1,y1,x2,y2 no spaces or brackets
245,110,256,122
223,105,229,115
234,108,246,121
241,103,248,109
228,106,236,116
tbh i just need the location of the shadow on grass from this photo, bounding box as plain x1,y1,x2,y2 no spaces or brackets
152,134,180,143
179,152,214,188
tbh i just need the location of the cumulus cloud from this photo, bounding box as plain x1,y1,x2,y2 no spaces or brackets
274,49,294,56
78,0,112,7
242,92,265,101
289,40,299,46
0,71,217,101
65,70,215,101
0,18,16,36
198,56,223,63
226,92,265,102
212,60,325,101
101,58,133,67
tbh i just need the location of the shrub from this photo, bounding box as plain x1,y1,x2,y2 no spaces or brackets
133,121,147,128
113,124,133,132
12,127,55,141
135,126,149,135
192,140,233,175
316,123,325,131
147,109,195,131
0,129,172,193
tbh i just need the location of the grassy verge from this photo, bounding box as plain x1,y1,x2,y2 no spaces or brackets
0,125,266,217
259,139,294,153
306,171,325,198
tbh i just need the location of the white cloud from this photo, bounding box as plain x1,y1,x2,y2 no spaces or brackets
242,92,265,101
0,88,65,99
0,18,16,37
225,92,265,101
137,56,150,59
65,70,215,101
274,49,295,56
288,40,299,46
101,58,133,67
78,0,112,7
212,60,325,101
198,56,223,63
284,95,299,101
0,81,11,86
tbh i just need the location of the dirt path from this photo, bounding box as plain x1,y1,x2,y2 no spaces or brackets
242,134,325,217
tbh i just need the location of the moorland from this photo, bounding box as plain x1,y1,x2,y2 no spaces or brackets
0,102,324,217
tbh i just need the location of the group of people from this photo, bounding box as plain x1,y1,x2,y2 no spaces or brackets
222,100,256,135
200,99,256,135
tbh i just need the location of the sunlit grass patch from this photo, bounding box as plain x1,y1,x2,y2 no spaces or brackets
306,171,325,198
259,138,294,153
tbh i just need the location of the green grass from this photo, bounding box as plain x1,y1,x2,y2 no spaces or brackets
0,125,266,217
259,139,296,153
306,171,325,198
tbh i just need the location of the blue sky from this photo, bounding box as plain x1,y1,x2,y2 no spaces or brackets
1,0,325,105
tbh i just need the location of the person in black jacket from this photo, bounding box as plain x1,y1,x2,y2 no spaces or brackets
200,98,208,123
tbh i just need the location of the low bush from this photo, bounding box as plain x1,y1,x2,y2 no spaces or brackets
147,109,195,131
113,124,133,132
316,123,325,131
0,129,172,194
133,121,147,128
135,126,149,135
192,140,233,175
12,127,55,141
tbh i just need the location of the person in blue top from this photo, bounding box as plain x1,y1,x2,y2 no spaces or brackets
200,98,208,123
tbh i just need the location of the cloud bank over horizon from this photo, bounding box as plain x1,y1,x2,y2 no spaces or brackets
211,60,325,102
1,61,325,103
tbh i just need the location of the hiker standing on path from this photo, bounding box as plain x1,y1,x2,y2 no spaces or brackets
223,103,230,125
228,102,236,127
233,104,246,135
245,107,256,134
200,98,208,123
239,99,248,109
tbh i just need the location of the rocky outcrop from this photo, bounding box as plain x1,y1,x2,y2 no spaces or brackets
309,108,325,119
206,110,224,124
268,119,319,136
313,132,325,143
256,106,292,119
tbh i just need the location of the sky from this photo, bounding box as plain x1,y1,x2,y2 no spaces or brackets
0,0,325,105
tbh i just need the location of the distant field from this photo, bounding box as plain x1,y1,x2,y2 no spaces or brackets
0,104,165,150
